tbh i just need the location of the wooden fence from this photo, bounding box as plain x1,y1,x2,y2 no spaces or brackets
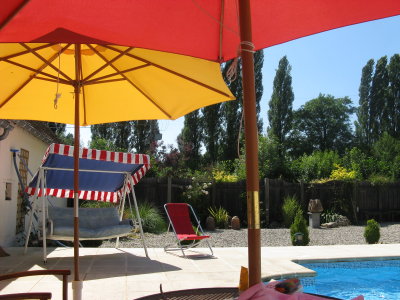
134,177,400,225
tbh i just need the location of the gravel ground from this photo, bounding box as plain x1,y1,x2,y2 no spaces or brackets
100,222,400,248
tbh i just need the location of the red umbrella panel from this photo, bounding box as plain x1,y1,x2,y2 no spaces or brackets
1,0,400,292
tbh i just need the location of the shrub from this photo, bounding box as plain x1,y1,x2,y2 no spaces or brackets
212,170,238,182
290,210,310,246
282,195,302,228
293,150,340,182
364,219,380,244
208,206,229,229
368,173,394,185
128,202,167,234
329,164,357,181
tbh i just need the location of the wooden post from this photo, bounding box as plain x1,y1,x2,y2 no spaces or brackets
264,178,270,226
300,181,304,206
352,182,359,224
238,0,261,286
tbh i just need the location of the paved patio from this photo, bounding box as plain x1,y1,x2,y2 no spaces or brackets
1,244,400,299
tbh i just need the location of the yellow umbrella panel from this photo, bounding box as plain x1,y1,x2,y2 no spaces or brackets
0,43,235,124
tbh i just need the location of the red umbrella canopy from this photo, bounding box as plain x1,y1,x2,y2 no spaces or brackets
1,0,400,62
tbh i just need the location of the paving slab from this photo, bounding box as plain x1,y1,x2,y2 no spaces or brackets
0,245,399,299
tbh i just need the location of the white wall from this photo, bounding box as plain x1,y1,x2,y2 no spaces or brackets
0,125,64,246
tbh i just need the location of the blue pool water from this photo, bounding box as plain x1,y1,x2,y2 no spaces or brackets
300,260,400,299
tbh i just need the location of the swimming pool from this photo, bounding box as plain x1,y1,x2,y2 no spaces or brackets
300,259,400,299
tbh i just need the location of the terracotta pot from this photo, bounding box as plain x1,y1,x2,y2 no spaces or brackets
205,216,216,231
308,199,323,213
231,216,240,230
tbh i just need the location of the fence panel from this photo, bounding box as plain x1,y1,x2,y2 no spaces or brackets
134,177,400,225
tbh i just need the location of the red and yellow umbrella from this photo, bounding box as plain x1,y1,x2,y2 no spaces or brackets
1,1,400,298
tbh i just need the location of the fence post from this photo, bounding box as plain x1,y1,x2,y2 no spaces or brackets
300,181,304,206
212,182,216,207
352,182,359,224
167,176,172,203
264,178,270,226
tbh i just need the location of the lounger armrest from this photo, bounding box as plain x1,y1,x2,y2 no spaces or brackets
119,219,133,227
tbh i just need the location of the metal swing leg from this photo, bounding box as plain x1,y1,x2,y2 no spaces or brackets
129,176,148,258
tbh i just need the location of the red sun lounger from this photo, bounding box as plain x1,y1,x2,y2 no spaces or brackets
164,203,213,257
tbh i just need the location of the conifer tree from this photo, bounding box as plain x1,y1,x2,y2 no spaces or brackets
179,109,203,169
388,54,400,138
268,56,294,151
202,103,221,163
219,50,264,162
131,120,160,153
355,59,374,148
370,56,389,142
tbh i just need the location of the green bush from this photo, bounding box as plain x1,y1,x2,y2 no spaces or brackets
282,195,302,228
128,202,167,234
293,150,340,182
364,219,380,244
208,206,229,229
290,210,310,246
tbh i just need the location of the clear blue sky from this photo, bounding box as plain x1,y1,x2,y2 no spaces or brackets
72,15,400,148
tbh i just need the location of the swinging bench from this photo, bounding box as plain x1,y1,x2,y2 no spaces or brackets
24,143,150,262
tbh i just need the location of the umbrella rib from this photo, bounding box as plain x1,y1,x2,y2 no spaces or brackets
102,45,232,98
2,58,69,83
20,43,73,82
0,43,57,61
80,64,88,125
0,48,73,109
34,76,70,85
82,45,134,82
84,78,127,85
88,45,173,119
84,65,150,85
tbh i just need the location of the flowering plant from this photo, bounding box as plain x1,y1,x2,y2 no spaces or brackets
182,177,212,209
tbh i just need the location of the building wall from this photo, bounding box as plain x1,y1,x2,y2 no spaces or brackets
0,125,64,246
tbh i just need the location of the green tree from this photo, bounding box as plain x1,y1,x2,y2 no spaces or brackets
289,94,354,155
90,137,118,151
342,147,376,180
91,123,113,141
112,121,132,151
220,50,264,162
258,134,285,178
267,56,294,149
91,122,132,151
388,54,400,138
202,104,222,164
179,109,203,169
254,50,264,133
370,56,389,142
46,122,66,136
221,59,242,162
292,150,340,182
372,132,400,179
355,59,374,149
131,120,160,153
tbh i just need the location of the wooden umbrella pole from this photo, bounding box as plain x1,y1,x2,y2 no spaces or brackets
238,0,261,286
73,44,81,284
